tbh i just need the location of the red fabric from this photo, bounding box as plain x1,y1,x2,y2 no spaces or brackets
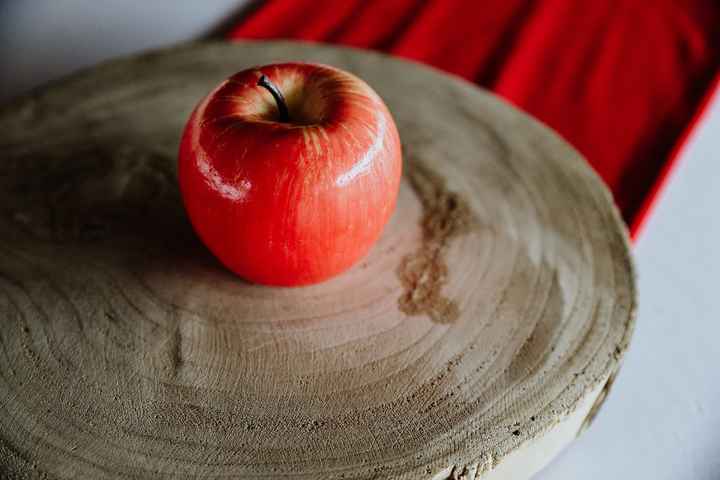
228,0,720,238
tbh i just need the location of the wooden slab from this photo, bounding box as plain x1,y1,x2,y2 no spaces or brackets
0,41,635,479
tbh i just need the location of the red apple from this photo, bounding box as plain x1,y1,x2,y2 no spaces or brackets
178,63,402,286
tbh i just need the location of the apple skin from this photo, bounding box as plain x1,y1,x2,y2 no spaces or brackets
178,63,402,286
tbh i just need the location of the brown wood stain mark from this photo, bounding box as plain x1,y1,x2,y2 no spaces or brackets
398,160,476,324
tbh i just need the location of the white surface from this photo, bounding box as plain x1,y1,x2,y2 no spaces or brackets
0,0,252,102
2,3,719,479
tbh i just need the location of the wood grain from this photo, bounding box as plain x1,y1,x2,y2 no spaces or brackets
0,41,635,479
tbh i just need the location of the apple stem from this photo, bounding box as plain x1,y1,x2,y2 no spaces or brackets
257,74,290,122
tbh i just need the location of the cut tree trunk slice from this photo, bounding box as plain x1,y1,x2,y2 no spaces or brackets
0,41,635,479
